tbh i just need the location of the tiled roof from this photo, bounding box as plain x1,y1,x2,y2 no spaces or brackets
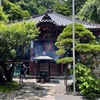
28,11,100,29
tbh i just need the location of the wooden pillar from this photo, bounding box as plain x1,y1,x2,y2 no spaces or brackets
48,60,50,82
38,61,40,73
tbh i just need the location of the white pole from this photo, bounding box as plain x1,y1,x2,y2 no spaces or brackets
30,41,34,72
30,41,33,49
72,0,76,95
0,0,1,6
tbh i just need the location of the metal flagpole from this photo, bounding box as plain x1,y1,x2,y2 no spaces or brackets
72,0,76,95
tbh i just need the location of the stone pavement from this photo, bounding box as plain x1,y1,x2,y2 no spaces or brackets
55,79,83,100
0,78,56,100
0,76,100,100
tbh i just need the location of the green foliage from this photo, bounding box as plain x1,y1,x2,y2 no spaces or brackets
0,21,39,82
2,0,72,21
53,2,71,16
55,23,100,64
0,81,20,92
77,0,100,23
0,7,8,21
76,44,100,54
17,0,38,15
56,57,73,64
1,0,100,23
75,63,100,99
65,0,87,14
2,1,30,21
9,49,16,57
0,20,39,60
56,49,66,55
37,6,47,14
8,2,30,20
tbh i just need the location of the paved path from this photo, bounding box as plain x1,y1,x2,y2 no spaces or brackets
55,79,83,100
0,78,56,100
0,76,100,100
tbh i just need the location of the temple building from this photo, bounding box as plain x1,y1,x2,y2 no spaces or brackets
21,9,100,78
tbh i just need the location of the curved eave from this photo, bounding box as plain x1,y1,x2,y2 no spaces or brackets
37,20,57,26
26,11,100,29
87,28,100,30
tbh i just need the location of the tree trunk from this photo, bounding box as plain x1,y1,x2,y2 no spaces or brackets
6,70,13,82
0,62,15,83
6,64,15,82
0,70,5,84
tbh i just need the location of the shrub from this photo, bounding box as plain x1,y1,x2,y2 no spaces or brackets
75,63,100,99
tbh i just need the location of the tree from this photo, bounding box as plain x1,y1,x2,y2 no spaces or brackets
8,3,30,20
24,0,71,16
0,21,39,82
17,0,38,16
0,6,8,21
55,23,100,98
2,0,93,22
3,1,30,21
75,63,100,99
64,0,87,15
55,23,100,65
77,0,100,23
53,2,71,16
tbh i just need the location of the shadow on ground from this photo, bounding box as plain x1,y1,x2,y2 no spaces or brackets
0,79,56,100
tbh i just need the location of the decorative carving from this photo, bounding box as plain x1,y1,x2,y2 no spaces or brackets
42,13,52,21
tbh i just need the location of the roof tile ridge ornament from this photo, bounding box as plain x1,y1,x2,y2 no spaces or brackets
46,9,53,14
42,13,52,21
38,9,58,26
